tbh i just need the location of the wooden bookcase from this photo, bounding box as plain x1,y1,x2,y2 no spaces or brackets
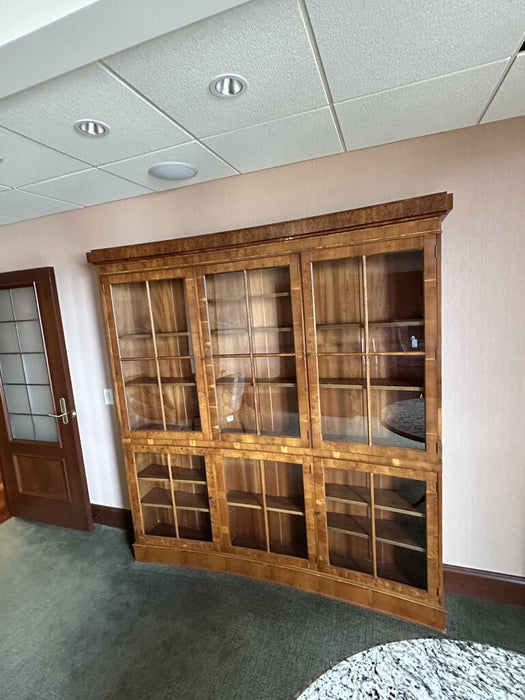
87,192,452,629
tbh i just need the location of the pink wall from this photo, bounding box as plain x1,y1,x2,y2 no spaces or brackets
1,116,524,576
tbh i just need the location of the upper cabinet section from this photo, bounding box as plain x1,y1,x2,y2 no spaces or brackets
88,192,452,460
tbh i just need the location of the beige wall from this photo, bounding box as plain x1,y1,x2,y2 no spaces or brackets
2,116,524,577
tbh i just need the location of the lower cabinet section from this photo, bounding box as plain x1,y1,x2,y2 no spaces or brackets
126,445,443,629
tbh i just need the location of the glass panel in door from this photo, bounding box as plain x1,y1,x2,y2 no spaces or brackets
311,250,426,450
0,287,58,442
111,278,200,432
205,266,300,438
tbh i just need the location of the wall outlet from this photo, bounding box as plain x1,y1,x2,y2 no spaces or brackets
103,388,115,405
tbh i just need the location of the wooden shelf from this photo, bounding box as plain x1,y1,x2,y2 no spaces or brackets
141,487,172,508
374,489,425,517
329,551,374,575
265,494,305,515
208,292,291,303
325,483,369,506
171,467,206,484
216,376,296,387
146,522,176,537
270,541,307,558
178,526,211,542
375,519,425,552
137,463,169,480
227,490,263,509
174,491,209,512
211,326,293,334
125,376,197,387
319,378,424,391
230,534,266,550
327,512,371,538
317,319,423,330
119,331,189,340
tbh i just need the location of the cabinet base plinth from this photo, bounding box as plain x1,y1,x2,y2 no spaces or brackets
133,543,446,630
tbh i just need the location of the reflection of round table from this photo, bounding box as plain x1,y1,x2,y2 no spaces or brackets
381,398,425,443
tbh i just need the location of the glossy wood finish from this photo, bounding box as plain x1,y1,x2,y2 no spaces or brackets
88,192,452,628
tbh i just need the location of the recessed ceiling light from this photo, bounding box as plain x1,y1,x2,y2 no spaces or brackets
74,119,110,137
148,162,198,181
209,74,248,98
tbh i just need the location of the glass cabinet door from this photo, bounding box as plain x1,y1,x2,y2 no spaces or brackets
134,451,213,542
203,263,303,439
110,277,202,433
322,464,428,590
222,455,308,559
308,248,428,450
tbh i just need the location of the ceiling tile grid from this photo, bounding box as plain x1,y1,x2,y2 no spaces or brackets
0,0,523,226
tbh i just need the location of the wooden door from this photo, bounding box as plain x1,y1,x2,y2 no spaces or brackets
0,268,92,530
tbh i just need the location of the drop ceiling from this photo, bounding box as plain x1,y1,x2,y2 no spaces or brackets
0,0,524,227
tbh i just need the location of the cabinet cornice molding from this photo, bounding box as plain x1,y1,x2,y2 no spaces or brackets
86,191,453,267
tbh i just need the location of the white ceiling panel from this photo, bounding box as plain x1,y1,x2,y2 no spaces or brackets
305,0,525,102
20,168,152,207
0,63,192,166
0,188,81,224
482,54,525,123
104,0,327,137
336,61,508,152
100,142,238,191
0,126,88,188
204,107,343,173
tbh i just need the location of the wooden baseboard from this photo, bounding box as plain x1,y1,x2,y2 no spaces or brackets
91,503,133,531
443,564,524,607
90,503,524,607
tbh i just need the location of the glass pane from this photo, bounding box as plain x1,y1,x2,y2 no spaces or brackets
0,290,14,322
366,250,424,352
22,353,49,384
370,356,425,448
313,257,363,353
33,415,59,442
122,360,163,430
11,287,39,320
325,468,373,575
149,279,192,358
255,358,299,436
264,461,304,512
214,358,255,433
224,456,266,550
27,385,54,415
0,354,25,383
247,266,291,296
268,511,307,558
0,322,20,353
112,282,154,358
4,385,31,413
17,321,44,353
318,355,367,443
206,271,250,355
9,414,35,440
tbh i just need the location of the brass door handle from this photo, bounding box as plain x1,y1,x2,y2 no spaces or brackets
48,397,77,425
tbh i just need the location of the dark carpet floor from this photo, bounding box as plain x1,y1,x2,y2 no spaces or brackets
0,518,523,699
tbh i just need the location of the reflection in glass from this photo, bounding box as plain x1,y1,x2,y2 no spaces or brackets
0,354,25,383
17,321,44,353
206,265,299,439
11,287,39,320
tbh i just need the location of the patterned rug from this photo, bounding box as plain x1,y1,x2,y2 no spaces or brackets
296,638,525,699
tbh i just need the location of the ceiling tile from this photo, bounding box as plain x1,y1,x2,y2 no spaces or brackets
203,107,343,173
0,188,81,224
482,54,525,123
20,168,152,207
100,141,238,191
0,127,88,187
335,61,508,151
104,0,327,138
0,63,192,166
305,0,525,101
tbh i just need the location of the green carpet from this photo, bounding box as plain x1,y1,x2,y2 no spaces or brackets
0,518,523,700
